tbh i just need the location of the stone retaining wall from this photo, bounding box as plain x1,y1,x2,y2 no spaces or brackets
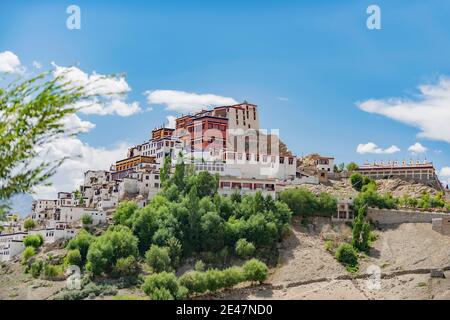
367,207,450,225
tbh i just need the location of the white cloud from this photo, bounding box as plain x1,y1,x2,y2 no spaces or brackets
439,167,450,186
440,167,450,177
26,106,129,199
277,97,289,101
408,142,427,154
356,142,401,154
0,51,24,74
33,137,128,199
166,115,176,129
59,114,95,134
52,63,141,116
144,90,238,113
32,61,42,69
357,76,450,143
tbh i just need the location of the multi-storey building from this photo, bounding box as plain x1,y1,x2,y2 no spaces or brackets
57,192,73,207
173,102,296,180
355,160,441,188
111,155,157,180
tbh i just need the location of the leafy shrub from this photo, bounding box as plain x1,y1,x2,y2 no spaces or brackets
145,245,172,273
222,266,244,288
141,272,186,300
30,260,44,278
194,260,205,272
23,234,44,248
179,266,245,296
178,271,207,295
113,255,139,277
324,240,334,252
204,268,226,292
65,249,82,267
81,214,93,226
346,162,359,172
335,243,358,270
165,237,182,268
66,229,94,263
243,259,268,284
113,201,139,228
235,238,255,258
43,264,64,279
86,225,139,275
279,188,335,217
22,246,36,264
55,282,118,300
23,219,36,231
350,173,364,191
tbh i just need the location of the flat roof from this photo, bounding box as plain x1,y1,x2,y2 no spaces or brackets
357,164,434,170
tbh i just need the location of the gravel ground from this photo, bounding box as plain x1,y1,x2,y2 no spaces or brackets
209,221,450,300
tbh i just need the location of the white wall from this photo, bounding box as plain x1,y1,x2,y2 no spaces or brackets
59,207,106,224
0,241,25,262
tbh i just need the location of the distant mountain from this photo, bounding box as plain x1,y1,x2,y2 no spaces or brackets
5,194,34,218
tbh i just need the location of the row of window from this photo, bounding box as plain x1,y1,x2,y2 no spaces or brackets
227,153,294,164
220,182,275,191
194,165,225,172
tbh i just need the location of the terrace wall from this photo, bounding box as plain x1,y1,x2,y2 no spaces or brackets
367,207,450,225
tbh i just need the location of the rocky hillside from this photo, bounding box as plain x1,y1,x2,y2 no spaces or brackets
295,178,440,200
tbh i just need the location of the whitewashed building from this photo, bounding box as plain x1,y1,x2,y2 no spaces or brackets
0,240,25,262
218,176,277,198
59,207,106,225
0,232,27,262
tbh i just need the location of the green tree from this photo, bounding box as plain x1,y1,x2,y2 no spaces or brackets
200,211,225,251
113,255,139,277
317,192,337,216
66,229,94,263
350,173,364,191
113,201,139,227
173,152,186,192
0,71,94,205
65,249,82,267
235,238,255,259
278,188,318,217
23,234,44,248
86,225,139,275
194,260,205,272
346,162,359,172
23,219,36,231
351,206,365,249
335,243,358,270
190,171,219,198
243,259,268,284
22,246,36,264
145,245,172,273
81,214,93,227
160,156,172,188
73,189,84,206
141,272,186,300
30,260,44,278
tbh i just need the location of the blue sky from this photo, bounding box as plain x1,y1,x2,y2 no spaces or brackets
2,0,450,195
